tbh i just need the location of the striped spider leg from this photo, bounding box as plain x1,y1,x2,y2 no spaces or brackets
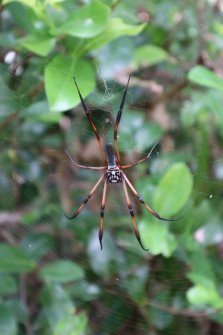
65,75,179,251
73,76,107,164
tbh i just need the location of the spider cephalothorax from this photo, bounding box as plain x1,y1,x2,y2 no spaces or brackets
105,143,122,183
106,167,122,184
65,75,179,251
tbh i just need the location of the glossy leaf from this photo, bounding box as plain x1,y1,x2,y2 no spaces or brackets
51,0,110,38
188,66,223,91
85,18,146,51
44,55,95,112
2,0,36,8
87,230,119,276
0,244,36,273
69,281,100,302
2,0,47,17
154,163,193,217
39,260,84,283
187,285,223,308
19,34,55,56
54,313,88,335
133,45,169,68
140,220,177,257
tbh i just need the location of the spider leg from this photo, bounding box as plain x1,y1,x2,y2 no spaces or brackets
73,76,107,164
122,178,149,251
114,75,131,164
65,150,106,170
122,172,181,222
121,142,158,169
99,179,108,250
65,174,105,219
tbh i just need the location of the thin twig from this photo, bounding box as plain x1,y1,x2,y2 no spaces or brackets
147,300,220,318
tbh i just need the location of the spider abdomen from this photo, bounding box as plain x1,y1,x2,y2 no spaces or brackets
107,168,122,183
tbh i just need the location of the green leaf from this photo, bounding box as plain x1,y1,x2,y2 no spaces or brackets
6,300,27,323
23,101,62,123
189,247,217,283
54,313,88,335
188,66,223,91
134,123,163,151
44,55,95,112
154,163,193,217
140,220,177,257
87,230,119,276
125,266,149,304
2,0,45,16
113,110,163,152
51,0,110,38
0,33,17,48
69,281,100,302
187,285,223,308
21,233,56,260
85,18,146,52
2,0,36,8
0,275,17,296
0,304,16,335
19,34,55,56
41,284,75,331
133,45,169,68
0,244,36,273
0,76,16,120
39,260,84,283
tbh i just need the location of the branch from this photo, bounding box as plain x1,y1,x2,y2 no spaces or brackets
0,212,23,226
147,300,220,318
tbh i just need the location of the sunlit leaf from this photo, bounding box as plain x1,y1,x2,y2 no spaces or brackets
140,220,177,257
2,0,36,8
154,163,193,217
40,260,84,283
0,244,36,273
51,0,110,38
19,34,55,56
133,45,169,68
85,18,146,51
187,285,223,308
188,66,223,91
54,313,88,335
44,55,95,112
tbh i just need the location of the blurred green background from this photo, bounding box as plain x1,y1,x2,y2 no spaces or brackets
1,0,223,334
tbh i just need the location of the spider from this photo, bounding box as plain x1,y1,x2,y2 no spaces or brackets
65,75,178,251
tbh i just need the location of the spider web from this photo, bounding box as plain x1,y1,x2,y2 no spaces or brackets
1,27,223,335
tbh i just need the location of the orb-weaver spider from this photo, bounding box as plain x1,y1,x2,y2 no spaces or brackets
65,75,178,251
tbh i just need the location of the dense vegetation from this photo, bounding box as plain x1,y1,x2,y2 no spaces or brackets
1,0,223,334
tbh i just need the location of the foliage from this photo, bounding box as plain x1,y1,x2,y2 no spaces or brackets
1,0,223,334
